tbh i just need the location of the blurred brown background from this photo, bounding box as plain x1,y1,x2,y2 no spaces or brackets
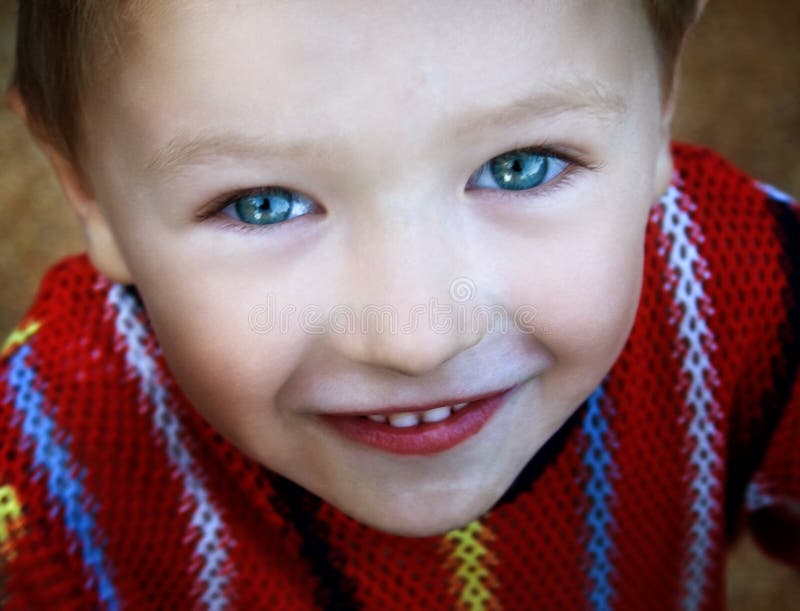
0,0,798,608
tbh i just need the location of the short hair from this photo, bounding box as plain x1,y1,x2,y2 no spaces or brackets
8,0,700,173
647,0,703,79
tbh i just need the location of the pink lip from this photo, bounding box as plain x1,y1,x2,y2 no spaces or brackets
320,385,517,455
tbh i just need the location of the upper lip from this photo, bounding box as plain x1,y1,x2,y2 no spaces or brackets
325,385,516,417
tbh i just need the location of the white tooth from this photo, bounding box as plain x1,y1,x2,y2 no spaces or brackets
453,402,469,411
388,412,420,428
367,414,387,423
421,406,452,423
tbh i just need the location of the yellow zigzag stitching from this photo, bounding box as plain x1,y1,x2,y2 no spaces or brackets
1,321,41,358
444,519,501,611
0,485,24,561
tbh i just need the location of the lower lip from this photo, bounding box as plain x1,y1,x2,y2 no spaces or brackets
320,386,517,455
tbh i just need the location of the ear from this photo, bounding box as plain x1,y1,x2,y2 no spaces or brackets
45,146,135,285
651,44,686,203
695,0,709,21
651,0,707,202
5,86,134,285
652,83,676,201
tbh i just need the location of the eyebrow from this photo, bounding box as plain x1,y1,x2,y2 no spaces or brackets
463,78,628,131
144,78,627,176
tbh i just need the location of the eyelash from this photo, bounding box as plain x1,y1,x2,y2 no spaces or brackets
196,187,312,234
467,144,597,200
198,144,599,232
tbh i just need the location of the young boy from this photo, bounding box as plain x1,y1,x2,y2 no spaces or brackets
1,0,798,608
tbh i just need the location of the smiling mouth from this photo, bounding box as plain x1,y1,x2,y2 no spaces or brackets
320,385,518,455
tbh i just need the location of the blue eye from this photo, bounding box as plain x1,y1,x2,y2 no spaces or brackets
468,149,569,191
221,187,314,225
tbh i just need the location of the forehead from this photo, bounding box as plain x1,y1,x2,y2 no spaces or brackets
97,1,655,171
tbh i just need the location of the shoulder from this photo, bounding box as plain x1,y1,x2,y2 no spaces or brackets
1,254,118,401
657,143,800,430
652,142,799,294
667,141,798,229
0,252,116,485
655,142,799,291
643,142,799,410
0,255,153,605
2,254,112,359
0,253,137,452
0,255,114,524
666,141,799,291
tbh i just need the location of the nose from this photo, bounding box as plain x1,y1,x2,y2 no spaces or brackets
327,210,485,377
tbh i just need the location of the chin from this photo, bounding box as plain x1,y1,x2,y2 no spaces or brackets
335,488,502,538
354,511,483,539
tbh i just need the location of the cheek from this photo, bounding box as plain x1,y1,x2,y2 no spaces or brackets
131,263,308,437
499,207,647,367
544,241,644,359
513,226,646,421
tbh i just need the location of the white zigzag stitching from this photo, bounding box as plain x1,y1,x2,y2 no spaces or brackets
656,184,723,611
108,285,233,610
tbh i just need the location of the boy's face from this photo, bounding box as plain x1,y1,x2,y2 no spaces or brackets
75,0,672,535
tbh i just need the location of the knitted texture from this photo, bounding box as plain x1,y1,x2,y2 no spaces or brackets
1,143,798,609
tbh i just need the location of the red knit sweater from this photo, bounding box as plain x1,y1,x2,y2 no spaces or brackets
1,143,799,610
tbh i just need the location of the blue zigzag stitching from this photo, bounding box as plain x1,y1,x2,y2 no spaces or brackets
582,383,616,611
5,345,119,610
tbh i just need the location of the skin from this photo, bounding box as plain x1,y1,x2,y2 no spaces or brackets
16,1,676,536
